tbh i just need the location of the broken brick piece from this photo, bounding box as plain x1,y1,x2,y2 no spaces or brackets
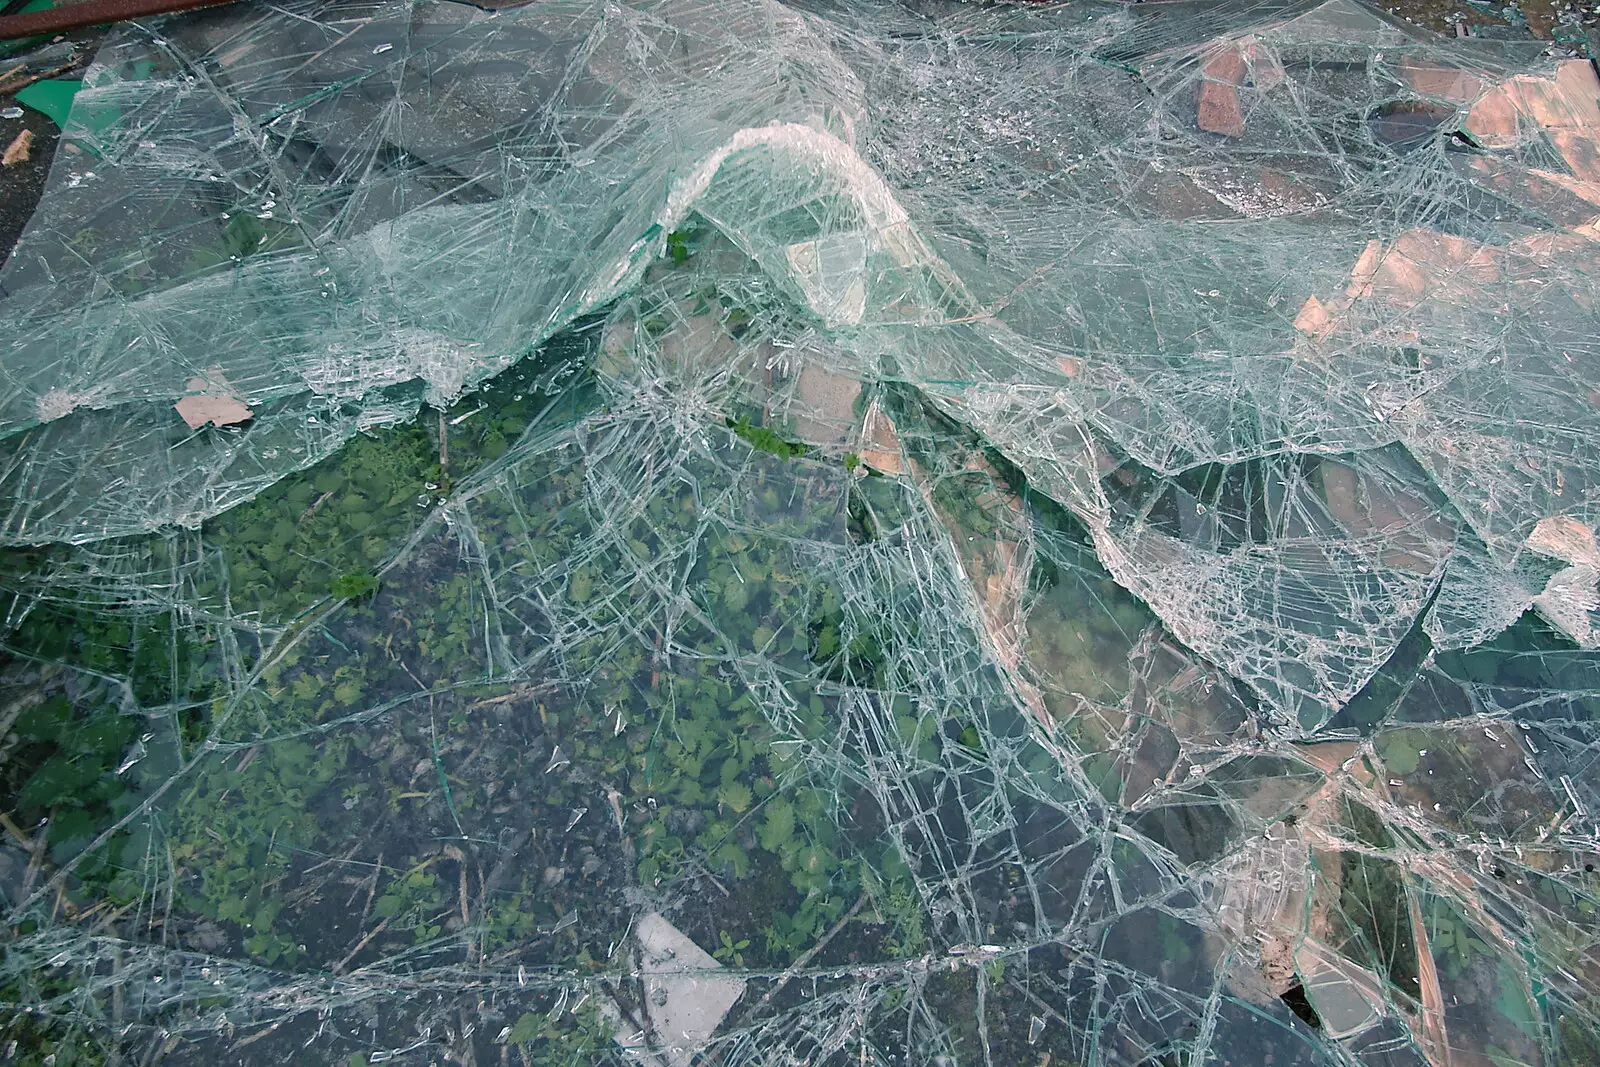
1197,47,1247,137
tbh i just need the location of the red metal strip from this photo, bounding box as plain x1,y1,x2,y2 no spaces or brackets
0,0,238,41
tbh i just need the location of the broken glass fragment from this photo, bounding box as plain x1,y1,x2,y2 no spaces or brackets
0,1,1597,1065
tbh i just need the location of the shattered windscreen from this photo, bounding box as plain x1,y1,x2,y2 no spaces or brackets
2,0,1600,1063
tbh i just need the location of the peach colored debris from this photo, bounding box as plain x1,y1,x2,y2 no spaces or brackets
857,401,904,476
1402,56,1600,222
1362,230,1501,306
1465,61,1600,180
1291,294,1334,338
1467,84,1521,144
1399,57,1487,104
1345,240,1383,297
1291,239,1382,338
176,393,253,429
1341,225,1597,324
176,369,253,429
1298,227,1517,342
1526,166,1600,209
1534,565,1599,645
1291,239,1380,339
3,129,32,167
1526,515,1600,567
1526,516,1600,645
1319,459,1453,574
1457,154,1600,237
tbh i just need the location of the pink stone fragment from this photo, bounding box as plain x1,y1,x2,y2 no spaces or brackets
176,392,254,429
175,369,253,429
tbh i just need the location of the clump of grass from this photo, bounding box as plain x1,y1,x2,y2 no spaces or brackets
331,571,379,600
727,416,807,460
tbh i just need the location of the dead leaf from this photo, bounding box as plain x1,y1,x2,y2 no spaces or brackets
3,129,32,167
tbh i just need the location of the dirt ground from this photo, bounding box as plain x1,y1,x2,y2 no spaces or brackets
0,24,101,271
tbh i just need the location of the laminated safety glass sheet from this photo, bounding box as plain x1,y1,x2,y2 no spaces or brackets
1,0,1599,1064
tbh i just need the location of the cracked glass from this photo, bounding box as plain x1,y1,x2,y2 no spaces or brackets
1,0,1599,1065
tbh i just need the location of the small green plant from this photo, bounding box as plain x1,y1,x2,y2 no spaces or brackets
844,452,860,472
880,877,927,957
666,229,693,264
224,210,270,259
372,864,447,944
242,929,303,966
1377,732,1421,775
507,1012,541,1044
757,798,797,852
718,781,753,813
727,416,807,460
331,571,379,600
501,999,610,1060
713,929,750,966
11,694,138,852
